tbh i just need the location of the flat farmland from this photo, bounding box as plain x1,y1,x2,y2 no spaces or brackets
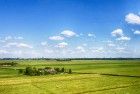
0,60,140,94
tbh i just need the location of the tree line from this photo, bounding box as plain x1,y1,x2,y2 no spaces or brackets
0,62,17,66
1,58,140,60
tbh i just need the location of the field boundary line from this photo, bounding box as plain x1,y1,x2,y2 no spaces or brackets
75,83,140,94
74,72,140,78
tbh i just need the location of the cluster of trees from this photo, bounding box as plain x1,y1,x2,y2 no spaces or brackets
0,62,17,66
19,67,72,76
56,59,71,61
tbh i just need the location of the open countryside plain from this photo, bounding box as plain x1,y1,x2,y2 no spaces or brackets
0,60,140,94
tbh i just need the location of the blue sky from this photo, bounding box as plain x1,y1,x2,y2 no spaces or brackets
0,0,140,58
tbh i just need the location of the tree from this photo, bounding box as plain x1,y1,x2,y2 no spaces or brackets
25,67,33,76
32,67,38,76
54,67,60,73
68,69,72,74
61,68,65,72
18,69,24,74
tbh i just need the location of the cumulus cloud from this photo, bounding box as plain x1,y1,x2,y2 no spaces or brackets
4,42,33,48
88,33,96,37
56,42,68,48
116,47,125,50
116,36,131,41
4,42,18,47
83,43,87,46
14,36,24,40
91,47,104,53
5,36,12,40
0,49,8,54
61,30,76,37
49,36,64,40
115,47,127,53
125,13,140,25
0,40,6,43
102,40,112,43
41,41,47,46
14,50,40,58
44,49,53,54
76,46,85,52
111,29,130,41
134,30,140,35
0,36,24,43
0,36,40,58
108,43,116,47
17,43,33,48
111,29,123,37
5,50,40,58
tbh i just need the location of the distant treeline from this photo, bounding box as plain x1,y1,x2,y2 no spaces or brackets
0,62,17,66
1,58,140,60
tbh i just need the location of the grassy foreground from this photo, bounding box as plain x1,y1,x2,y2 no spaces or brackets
0,60,140,94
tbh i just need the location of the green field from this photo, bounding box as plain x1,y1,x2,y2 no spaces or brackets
0,60,140,94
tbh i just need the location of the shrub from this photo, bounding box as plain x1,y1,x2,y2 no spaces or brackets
25,67,33,76
61,68,65,72
18,69,24,74
32,67,38,76
45,67,51,69
37,68,44,75
68,69,72,74
54,67,60,73
11,62,17,66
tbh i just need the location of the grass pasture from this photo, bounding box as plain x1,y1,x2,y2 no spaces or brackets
0,60,140,94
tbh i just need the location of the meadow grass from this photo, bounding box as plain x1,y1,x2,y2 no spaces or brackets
0,60,140,94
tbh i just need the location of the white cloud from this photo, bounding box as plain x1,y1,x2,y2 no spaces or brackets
0,40,6,43
115,47,128,53
4,36,24,40
0,49,8,54
49,36,64,40
1,50,40,58
15,36,24,40
4,42,18,47
61,30,76,37
111,29,123,37
9,50,40,58
134,30,140,35
108,43,116,47
111,29,131,41
125,13,140,25
4,42,33,48
44,49,53,54
88,33,96,37
88,33,93,37
83,43,87,46
76,46,85,52
56,42,68,48
17,43,33,48
116,36,131,41
116,47,125,50
41,41,47,46
12,50,23,55
5,36,12,40
0,36,24,43
102,40,112,43
91,47,104,53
